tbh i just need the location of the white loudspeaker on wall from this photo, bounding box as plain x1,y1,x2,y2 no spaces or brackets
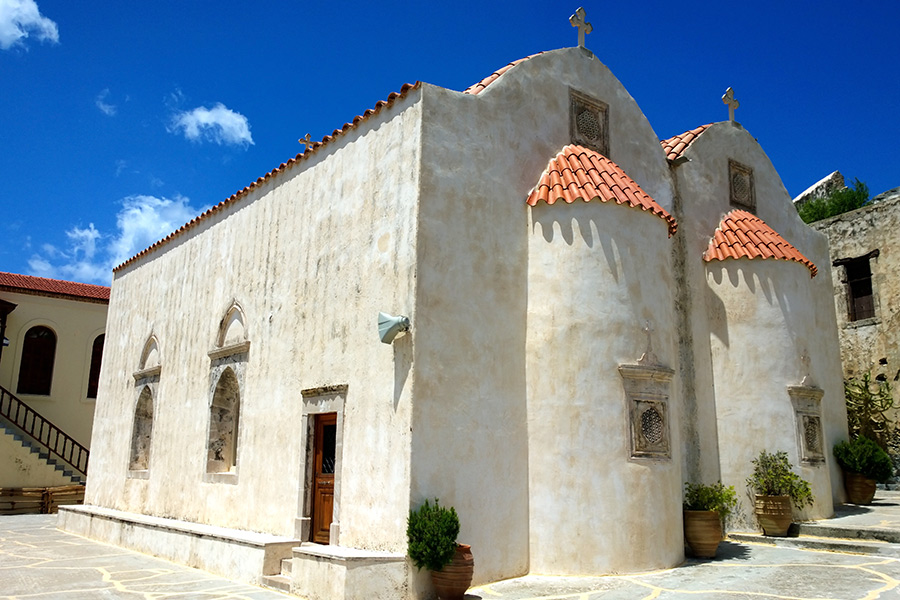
378,312,410,344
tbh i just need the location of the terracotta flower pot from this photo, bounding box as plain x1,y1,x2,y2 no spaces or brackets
431,544,474,600
844,471,877,505
754,495,792,536
683,510,723,558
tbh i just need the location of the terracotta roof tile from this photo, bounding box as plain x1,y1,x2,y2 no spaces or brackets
660,124,712,162
0,272,110,303
114,82,422,273
703,209,817,277
527,145,677,237
463,53,543,95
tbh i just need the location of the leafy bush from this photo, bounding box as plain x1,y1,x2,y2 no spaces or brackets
834,435,894,482
746,450,814,508
683,481,739,522
845,372,894,450
407,499,459,571
797,178,869,224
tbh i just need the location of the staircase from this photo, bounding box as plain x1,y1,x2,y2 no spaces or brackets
728,490,900,557
0,385,88,485
261,557,293,593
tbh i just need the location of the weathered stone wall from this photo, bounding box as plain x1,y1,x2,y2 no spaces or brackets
86,92,423,544
813,195,900,409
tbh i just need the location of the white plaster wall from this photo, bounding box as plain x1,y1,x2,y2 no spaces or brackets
410,47,680,584
86,93,422,545
527,200,682,573
0,291,106,447
673,122,845,526
707,260,836,526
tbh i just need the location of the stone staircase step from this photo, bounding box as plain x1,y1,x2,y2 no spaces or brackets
280,557,292,575
0,418,85,485
797,522,900,544
261,574,291,592
728,532,900,558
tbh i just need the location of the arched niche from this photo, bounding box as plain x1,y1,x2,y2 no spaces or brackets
211,301,250,358
128,386,154,473
134,335,161,380
206,367,241,476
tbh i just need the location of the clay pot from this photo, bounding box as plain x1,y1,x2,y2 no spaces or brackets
431,544,474,600
844,471,877,505
755,495,793,536
683,510,724,558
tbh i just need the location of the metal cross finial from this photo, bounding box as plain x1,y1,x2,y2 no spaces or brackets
299,133,314,152
722,87,739,123
569,7,592,48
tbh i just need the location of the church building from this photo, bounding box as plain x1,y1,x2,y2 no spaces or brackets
60,25,847,600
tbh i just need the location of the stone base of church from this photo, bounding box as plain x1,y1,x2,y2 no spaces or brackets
57,505,301,585
290,543,409,600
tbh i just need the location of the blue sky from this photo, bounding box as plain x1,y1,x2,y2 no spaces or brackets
2,1,898,285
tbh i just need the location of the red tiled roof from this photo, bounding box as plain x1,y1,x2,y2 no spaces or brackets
463,53,543,95
114,82,422,272
527,144,677,237
0,272,110,303
703,210,817,277
660,124,712,162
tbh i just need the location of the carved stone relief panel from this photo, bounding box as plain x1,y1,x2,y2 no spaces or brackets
788,385,825,465
619,363,675,459
570,89,609,156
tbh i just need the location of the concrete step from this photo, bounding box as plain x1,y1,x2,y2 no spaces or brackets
261,574,291,592
728,532,900,558
280,557,292,575
797,521,900,544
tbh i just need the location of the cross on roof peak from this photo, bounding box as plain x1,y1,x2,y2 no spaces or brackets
569,7,592,49
722,87,740,123
299,133,314,152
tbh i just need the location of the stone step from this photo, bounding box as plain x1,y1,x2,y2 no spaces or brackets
797,521,900,544
280,557,292,575
261,574,291,592
728,532,900,558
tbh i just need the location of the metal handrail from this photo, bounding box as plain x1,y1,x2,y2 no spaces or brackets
0,385,89,476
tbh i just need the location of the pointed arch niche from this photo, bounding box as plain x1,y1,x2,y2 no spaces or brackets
204,301,250,484
129,335,161,479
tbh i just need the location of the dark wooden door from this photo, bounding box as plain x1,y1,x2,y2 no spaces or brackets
311,413,336,544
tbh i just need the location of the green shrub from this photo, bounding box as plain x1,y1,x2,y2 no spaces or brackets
407,499,459,571
797,178,869,224
683,481,739,522
746,450,814,508
834,435,894,482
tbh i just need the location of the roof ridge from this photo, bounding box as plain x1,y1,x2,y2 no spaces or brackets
660,124,713,162
703,209,817,277
527,144,677,237
0,271,110,302
114,82,422,273
463,53,544,95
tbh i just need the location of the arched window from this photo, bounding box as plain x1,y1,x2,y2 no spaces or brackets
129,387,154,471
87,334,105,399
17,326,56,395
207,367,240,473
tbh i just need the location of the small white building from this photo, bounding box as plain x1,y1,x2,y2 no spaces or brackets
0,272,108,488
60,43,847,599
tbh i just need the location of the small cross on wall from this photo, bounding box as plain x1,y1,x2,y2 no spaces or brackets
722,87,740,123
569,7,592,49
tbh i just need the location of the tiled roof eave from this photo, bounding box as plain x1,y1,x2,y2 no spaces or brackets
660,124,713,163
526,144,677,237
703,254,818,278
113,82,422,273
0,286,110,305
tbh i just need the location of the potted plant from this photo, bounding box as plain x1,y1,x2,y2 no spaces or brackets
833,435,893,504
683,481,738,558
746,450,814,536
407,499,474,600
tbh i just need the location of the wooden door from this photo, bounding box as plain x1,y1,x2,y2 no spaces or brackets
311,413,336,544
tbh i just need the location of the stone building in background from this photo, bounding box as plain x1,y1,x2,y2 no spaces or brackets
808,184,900,407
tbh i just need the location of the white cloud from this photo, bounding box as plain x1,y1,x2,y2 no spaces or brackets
28,195,208,285
170,103,254,147
0,0,58,50
95,88,116,116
